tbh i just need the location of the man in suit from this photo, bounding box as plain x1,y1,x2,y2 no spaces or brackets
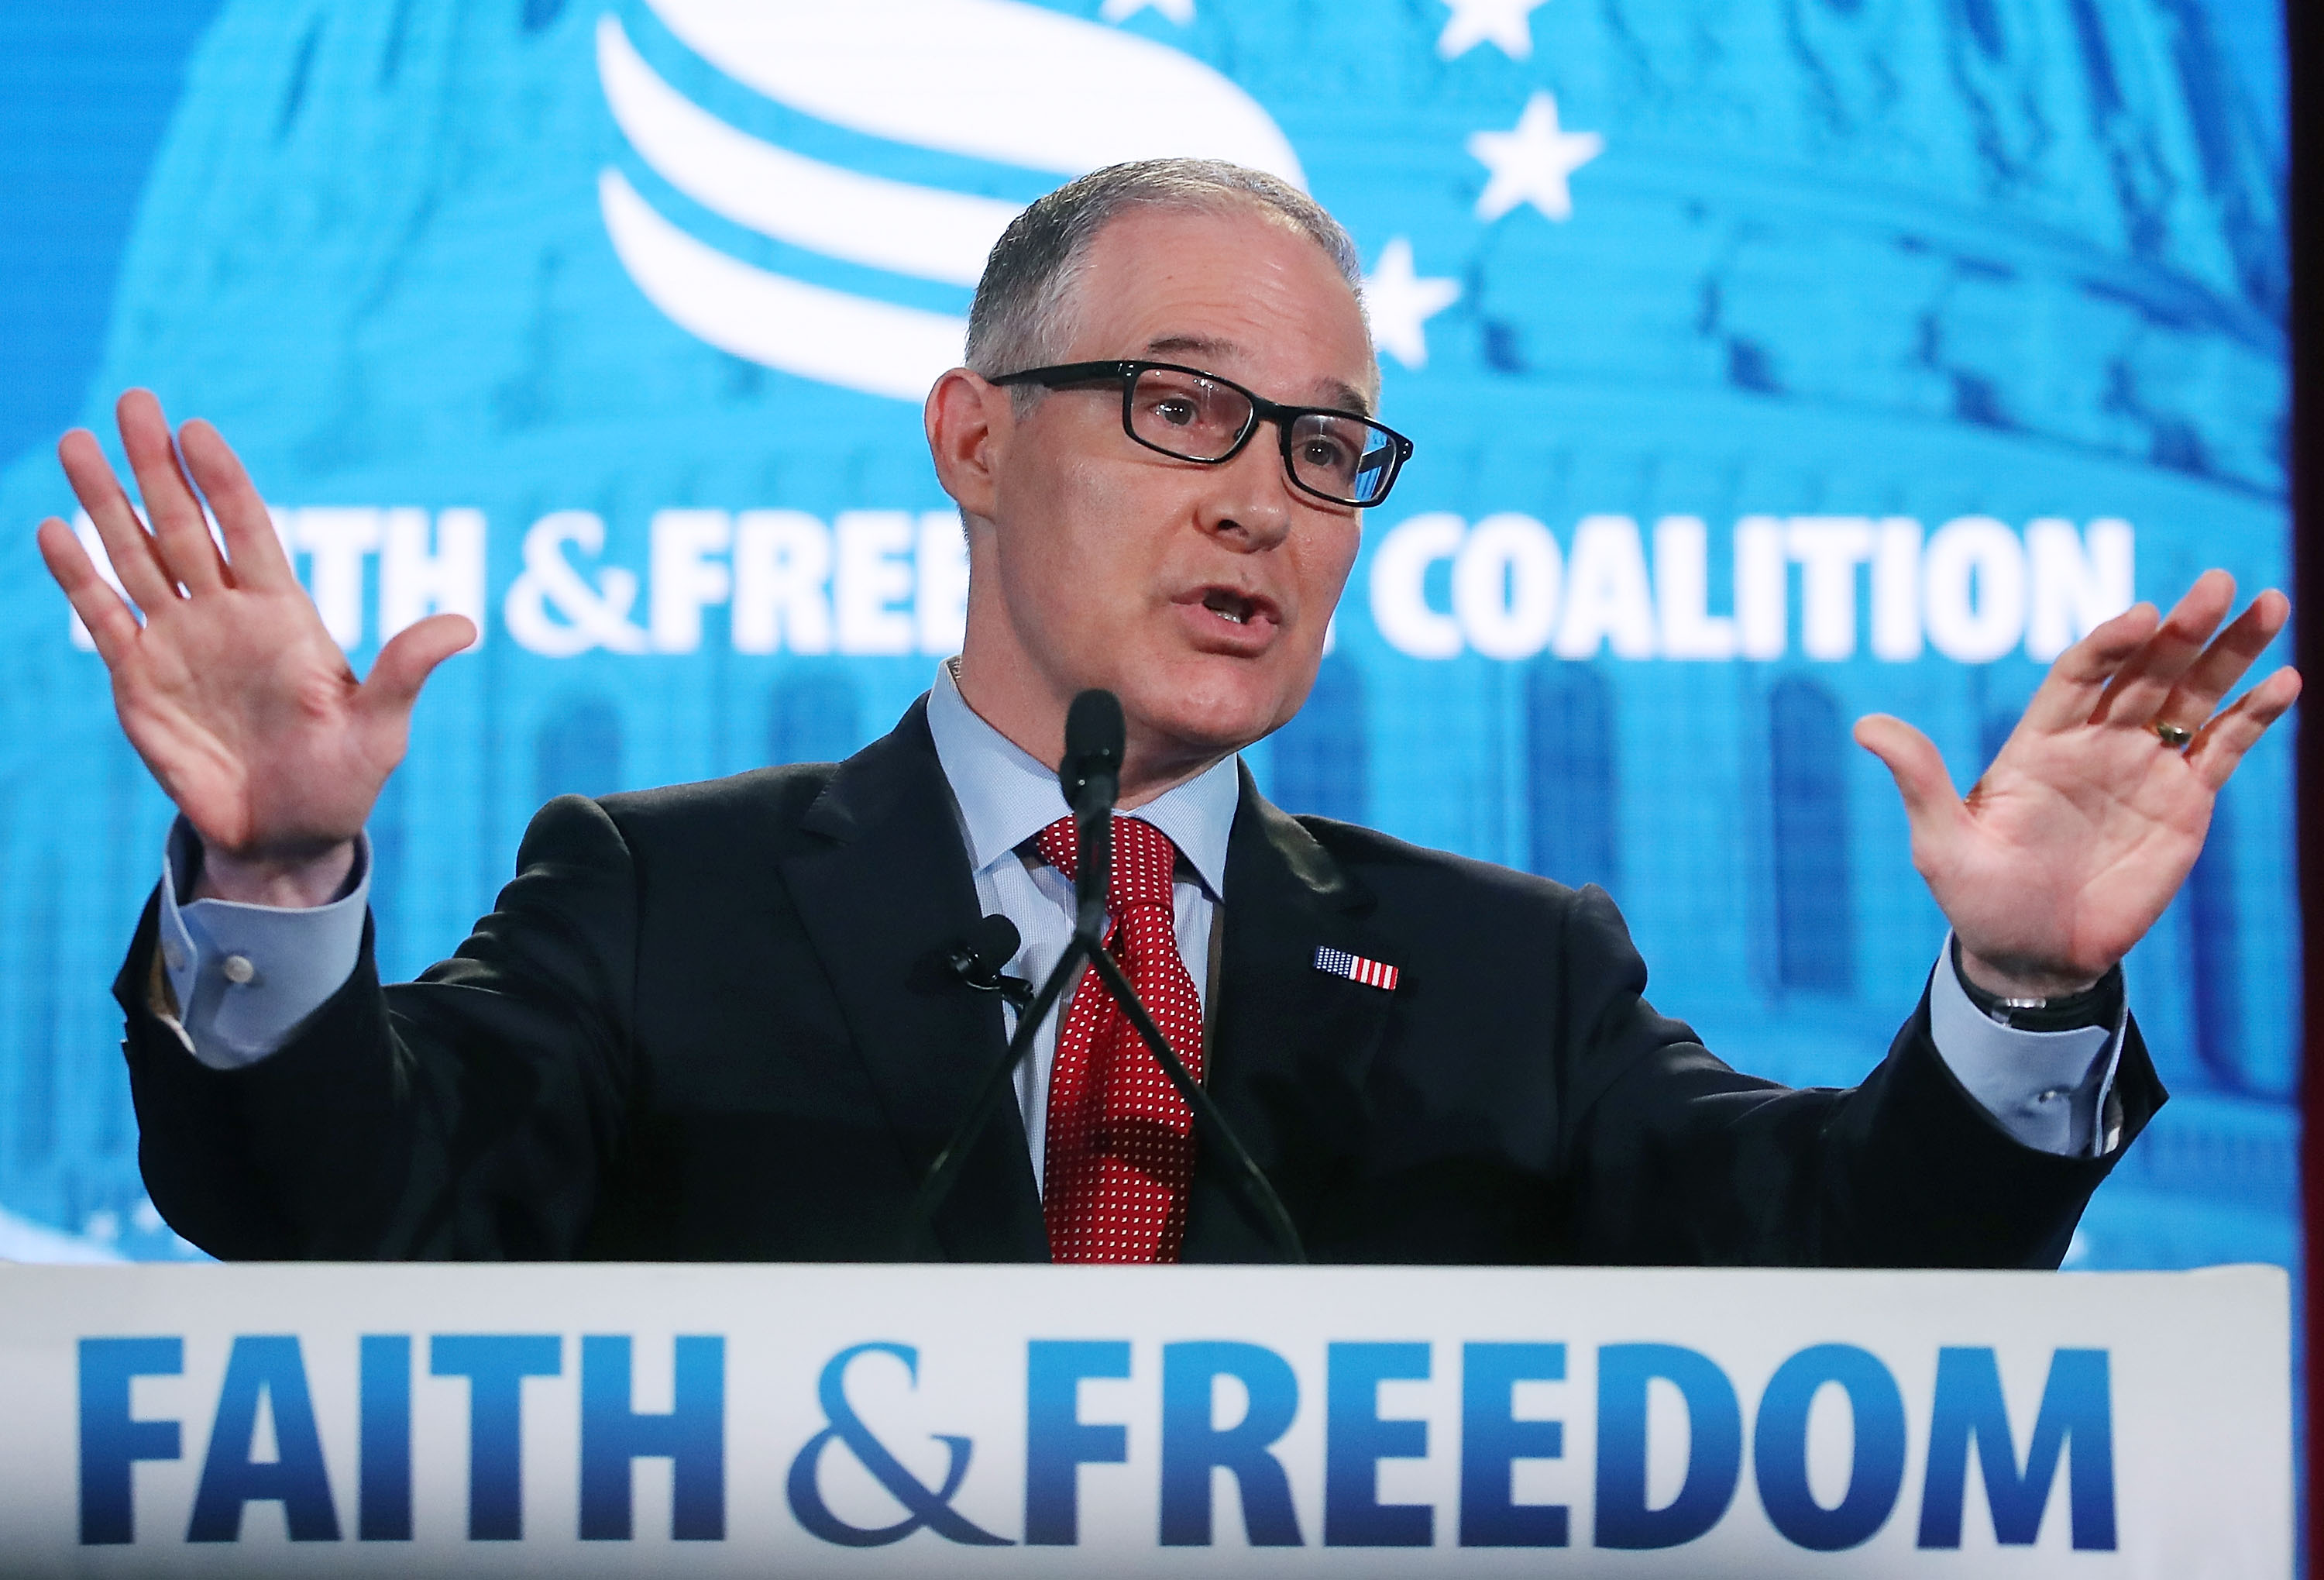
37,160,2300,1265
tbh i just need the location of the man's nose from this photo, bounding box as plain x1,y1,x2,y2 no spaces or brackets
1195,435,1294,551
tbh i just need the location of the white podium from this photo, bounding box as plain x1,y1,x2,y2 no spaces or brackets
0,1261,2288,1576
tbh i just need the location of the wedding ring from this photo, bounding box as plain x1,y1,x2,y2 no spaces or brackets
2148,718,2194,749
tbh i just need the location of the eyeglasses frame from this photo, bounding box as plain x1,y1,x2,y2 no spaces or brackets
986,359,1415,509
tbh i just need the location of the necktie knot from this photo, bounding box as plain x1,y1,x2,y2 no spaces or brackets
1034,815,1178,917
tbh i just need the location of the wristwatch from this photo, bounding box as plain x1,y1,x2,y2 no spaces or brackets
1949,935,2123,1032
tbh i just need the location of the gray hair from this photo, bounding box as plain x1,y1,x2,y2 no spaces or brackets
964,159,1367,384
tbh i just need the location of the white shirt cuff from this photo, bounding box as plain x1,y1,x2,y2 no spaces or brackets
1925,933,2126,1158
158,819,370,1070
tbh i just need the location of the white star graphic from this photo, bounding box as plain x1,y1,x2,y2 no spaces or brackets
1467,91,1604,222
1101,0,1195,22
1363,239,1462,370
1436,0,1551,60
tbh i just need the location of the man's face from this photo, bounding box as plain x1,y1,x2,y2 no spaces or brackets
948,204,1377,783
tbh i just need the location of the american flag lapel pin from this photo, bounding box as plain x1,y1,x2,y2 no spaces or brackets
1314,945,1399,992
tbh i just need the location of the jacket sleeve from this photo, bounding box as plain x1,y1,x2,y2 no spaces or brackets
1551,886,2164,1268
116,794,641,1259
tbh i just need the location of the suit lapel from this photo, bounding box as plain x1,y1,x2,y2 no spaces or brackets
1183,769,1399,1262
777,699,1047,1262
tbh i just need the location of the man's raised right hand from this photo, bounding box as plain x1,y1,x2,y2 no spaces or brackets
34,390,474,907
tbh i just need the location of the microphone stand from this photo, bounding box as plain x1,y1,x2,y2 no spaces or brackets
900,929,1093,1258
1076,945,1308,1265
898,705,1121,1257
902,689,1308,1264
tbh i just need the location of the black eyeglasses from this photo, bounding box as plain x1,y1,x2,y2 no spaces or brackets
988,360,1415,509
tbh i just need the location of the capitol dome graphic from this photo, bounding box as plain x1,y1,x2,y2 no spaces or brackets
0,0,2289,1265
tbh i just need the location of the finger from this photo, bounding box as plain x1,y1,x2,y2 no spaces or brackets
36,517,141,664
362,613,477,715
2088,569,2236,728
116,389,226,595
1854,714,1972,845
2016,601,2161,734
57,426,177,613
177,418,297,590
2183,666,2302,791
2152,587,2289,726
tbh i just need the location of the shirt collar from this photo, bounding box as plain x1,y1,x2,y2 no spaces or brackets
925,661,1239,897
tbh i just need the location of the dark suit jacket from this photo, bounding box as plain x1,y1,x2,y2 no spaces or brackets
115,697,2162,1265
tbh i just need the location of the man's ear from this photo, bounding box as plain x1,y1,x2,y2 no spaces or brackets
925,368,1008,521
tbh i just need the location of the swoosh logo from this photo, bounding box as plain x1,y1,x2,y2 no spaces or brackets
597,0,1304,401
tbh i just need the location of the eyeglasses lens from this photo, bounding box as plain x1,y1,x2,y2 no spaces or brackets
1290,412,1394,504
1129,367,1250,460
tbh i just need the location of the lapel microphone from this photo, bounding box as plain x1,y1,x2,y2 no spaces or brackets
948,914,1031,1010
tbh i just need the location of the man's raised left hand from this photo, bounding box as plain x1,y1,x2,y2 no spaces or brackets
1854,569,2301,1001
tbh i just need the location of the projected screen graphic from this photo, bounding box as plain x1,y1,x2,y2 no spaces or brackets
0,0,2294,1266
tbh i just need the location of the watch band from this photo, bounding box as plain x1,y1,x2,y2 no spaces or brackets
1948,935,2123,1032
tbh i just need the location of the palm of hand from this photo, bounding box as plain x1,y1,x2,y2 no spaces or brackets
37,391,474,884
1922,723,2210,986
1856,570,2298,998
107,579,397,859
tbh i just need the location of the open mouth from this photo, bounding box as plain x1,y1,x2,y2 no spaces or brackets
1199,587,1277,628
1202,589,1254,625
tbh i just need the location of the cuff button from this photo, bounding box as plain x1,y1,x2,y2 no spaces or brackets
222,954,256,986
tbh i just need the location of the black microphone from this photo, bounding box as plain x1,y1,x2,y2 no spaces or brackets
903,687,1307,1264
947,914,1030,1010
1048,687,1305,1263
1061,690,1123,942
1061,688,1123,816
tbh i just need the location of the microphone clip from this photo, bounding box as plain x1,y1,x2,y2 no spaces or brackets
948,914,1033,1012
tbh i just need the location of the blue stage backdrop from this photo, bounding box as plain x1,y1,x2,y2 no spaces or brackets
0,0,2293,1265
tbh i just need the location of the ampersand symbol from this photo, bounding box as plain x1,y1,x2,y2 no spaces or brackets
504,509,651,656
786,1342,1012,1547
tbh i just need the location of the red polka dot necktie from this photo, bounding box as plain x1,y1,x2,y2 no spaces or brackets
1033,814,1205,1263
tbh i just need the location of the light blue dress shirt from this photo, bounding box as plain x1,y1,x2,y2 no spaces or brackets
156,662,2126,1172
